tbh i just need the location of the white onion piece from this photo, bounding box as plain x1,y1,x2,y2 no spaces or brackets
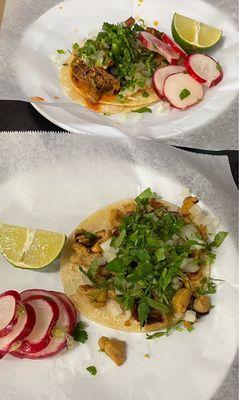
184,310,196,323
181,258,199,273
181,224,198,240
106,300,123,318
172,277,183,290
101,239,118,263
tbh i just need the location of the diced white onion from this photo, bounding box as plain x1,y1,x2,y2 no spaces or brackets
181,224,198,240
101,239,118,263
172,277,183,290
181,258,199,273
184,310,196,323
106,300,123,318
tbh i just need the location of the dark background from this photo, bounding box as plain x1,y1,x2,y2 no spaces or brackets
0,100,238,188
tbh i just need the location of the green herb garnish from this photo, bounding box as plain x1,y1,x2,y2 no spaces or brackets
132,107,152,113
78,188,228,328
57,49,66,54
208,231,228,249
86,366,97,376
73,21,157,96
72,321,88,343
179,89,191,100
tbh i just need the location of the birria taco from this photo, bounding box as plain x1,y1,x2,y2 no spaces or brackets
60,17,167,114
60,188,227,332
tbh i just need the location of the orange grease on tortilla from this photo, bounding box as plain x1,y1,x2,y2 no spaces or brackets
30,97,45,102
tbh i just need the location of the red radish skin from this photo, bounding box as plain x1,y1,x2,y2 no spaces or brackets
20,289,72,331
50,291,77,333
0,303,36,359
153,65,186,98
18,295,59,353
139,31,180,64
163,72,204,109
12,290,72,359
161,33,187,58
0,290,21,338
184,54,223,87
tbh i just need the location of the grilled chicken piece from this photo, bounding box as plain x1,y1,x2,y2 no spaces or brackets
71,58,120,103
98,336,126,366
193,295,211,314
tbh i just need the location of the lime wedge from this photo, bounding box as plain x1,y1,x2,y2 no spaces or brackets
172,13,222,53
0,223,66,269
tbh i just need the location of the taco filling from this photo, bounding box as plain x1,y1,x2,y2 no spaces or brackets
60,188,227,332
60,18,167,111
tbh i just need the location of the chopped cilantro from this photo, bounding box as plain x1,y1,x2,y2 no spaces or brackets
146,321,183,339
78,188,228,327
73,21,157,96
57,49,65,54
208,231,228,248
179,89,191,100
138,301,150,326
86,366,97,376
72,321,88,343
132,107,152,113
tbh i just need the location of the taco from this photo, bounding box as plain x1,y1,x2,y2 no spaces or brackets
60,18,167,114
60,188,227,332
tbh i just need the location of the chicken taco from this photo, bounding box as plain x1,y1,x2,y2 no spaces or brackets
60,18,167,114
60,189,227,332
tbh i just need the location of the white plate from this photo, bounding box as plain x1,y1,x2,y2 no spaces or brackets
17,0,239,138
0,133,238,400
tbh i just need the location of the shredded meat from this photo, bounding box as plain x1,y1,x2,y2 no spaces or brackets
71,58,120,103
98,336,126,366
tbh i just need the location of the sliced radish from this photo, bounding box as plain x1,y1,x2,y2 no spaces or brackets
139,31,180,65
163,72,204,109
0,290,21,338
0,303,36,359
153,65,186,98
161,33,187,58
50,291,77,333
17,295,59,353
12,290,72,359
184,54,223,87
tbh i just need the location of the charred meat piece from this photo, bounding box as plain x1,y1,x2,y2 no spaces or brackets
147,309,164,324
98,336,126,366
146,27,162,40
71,58,121,103
124,17,135,27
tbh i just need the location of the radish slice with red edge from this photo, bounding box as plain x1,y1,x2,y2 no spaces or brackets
12,290,72,359
0,290,21,338
50,291,77,333
161,33,187,58
0,303,36,359
18,295,59,353
153,65,186,98
138,31,180,64
163,72,204,109
184,54,223,87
